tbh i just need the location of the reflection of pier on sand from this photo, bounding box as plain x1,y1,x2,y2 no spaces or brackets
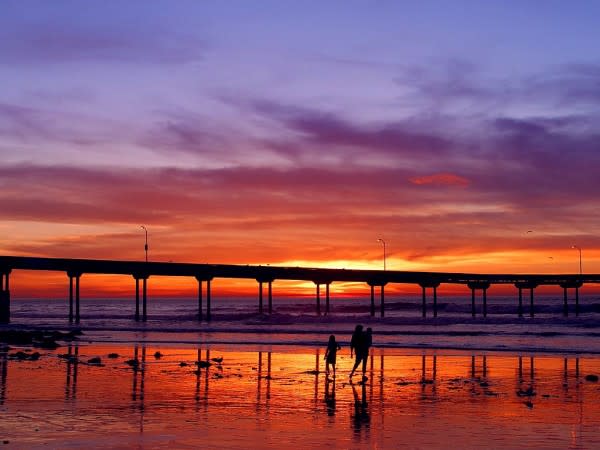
0,346,599,448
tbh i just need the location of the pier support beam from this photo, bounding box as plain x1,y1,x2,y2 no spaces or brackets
467,282,491,318
313,279,333,316
259,281,264,314
135,277,140,321
530,288,534,318
367,280,387,317
0,270,11,324
198,279,203,321
143,277,148,321
194,276,213,321
133,274,149,322
67,271,82,323
419,282,440,318
560,282,583,318
367,281,387,317
268,281,273,314
195,277,203,321
257,278,274,315
206,279,212,321
315,283,321,316
515,282,538,318
483,288,487,317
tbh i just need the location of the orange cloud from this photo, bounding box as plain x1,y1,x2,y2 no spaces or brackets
409,173,470,187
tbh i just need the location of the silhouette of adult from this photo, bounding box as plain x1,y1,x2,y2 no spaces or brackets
349,324,371,379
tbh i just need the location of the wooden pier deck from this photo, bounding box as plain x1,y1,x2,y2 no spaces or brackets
1,255,598,323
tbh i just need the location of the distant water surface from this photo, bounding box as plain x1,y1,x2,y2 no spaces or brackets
7,296,600,354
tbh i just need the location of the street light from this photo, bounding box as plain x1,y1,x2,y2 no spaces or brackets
571,245,582,275
377,238,386,271
141,225,148,262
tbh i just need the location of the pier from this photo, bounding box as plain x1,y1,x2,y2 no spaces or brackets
0,255,597,323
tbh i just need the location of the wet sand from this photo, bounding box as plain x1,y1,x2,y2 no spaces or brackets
1,341,600,449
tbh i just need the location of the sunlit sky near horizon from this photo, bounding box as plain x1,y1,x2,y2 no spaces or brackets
1,1,600,295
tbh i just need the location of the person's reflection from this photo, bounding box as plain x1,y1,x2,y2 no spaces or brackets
351,381,370,438
324,377,336,416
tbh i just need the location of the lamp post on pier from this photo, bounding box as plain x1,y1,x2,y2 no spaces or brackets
141,225,148,262
571,245,582,275
377,238,386,271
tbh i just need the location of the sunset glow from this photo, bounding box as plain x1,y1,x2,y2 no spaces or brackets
1,2,599,297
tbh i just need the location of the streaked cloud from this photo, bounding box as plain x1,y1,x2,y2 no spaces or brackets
409,173,470,187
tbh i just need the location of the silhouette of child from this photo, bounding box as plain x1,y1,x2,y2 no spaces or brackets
324,334,342,378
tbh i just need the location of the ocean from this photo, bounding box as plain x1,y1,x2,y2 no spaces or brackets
7,294,600,354
3,295,600,448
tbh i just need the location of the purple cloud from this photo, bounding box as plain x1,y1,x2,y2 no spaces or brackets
0,24,203,64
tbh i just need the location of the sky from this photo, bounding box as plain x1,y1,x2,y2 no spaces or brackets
1,1,600,297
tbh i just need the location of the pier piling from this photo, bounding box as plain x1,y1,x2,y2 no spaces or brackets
196,278,203,321
143,277,148,321
420,282,440,318
380,285,385,318
67,272,81,323
315,283,321,316
69,275,74,323
259,281,263,314
206,279,212,321
530,288,534,318
467,282,490,318
515,282,537,318
135,277,140,321
370,284,375,317
483,288,487,318
268,281,273,314
0,270,10,324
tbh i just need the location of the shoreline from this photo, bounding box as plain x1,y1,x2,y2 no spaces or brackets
3,325,600,357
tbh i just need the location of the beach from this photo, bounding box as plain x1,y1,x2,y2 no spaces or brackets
2,296,600,449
